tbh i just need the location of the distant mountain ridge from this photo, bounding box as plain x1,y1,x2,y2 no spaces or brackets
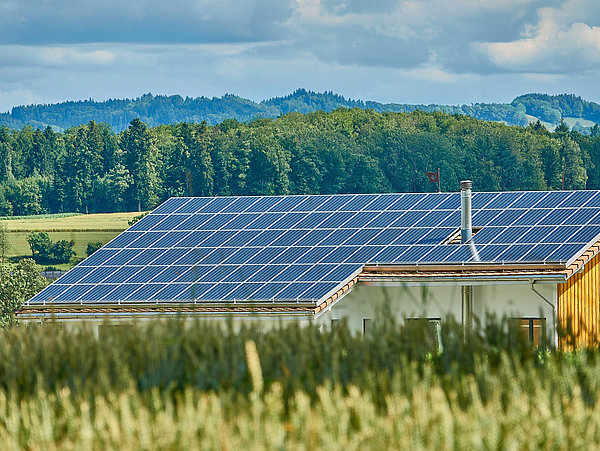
1,89,598,133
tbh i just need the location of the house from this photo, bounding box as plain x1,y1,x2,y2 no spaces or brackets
20,182,600,348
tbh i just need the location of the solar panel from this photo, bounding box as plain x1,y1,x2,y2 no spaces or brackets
27,190,600,307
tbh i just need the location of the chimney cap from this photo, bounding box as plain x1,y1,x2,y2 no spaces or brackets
460,180,472,190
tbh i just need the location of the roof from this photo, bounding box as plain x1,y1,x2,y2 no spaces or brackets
22,190,600,317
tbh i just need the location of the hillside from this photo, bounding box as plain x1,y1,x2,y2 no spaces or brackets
1,90,599,133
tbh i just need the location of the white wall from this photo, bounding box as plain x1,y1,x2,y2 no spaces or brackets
315,281,557,340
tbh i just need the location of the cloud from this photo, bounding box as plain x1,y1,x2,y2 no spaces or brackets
473,0,600,73
0,45,114,68
477,20,600,73
0,0,294,45
0,0,600,113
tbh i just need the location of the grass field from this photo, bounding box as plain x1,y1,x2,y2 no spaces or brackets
1,212,142,268
0,318,598,448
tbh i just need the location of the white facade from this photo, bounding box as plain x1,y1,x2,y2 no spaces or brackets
314,281,557,340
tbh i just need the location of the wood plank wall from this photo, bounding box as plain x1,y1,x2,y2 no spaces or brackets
558,253,600,348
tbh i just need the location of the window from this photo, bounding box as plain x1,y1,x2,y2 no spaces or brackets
405,318,442,349
363,318,373,338
511,318,546,346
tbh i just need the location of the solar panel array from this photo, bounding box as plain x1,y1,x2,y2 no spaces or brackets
28,190,600,306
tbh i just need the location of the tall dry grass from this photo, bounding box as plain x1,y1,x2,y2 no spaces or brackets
0,317,597,448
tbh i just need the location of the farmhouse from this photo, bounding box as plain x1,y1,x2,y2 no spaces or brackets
20,182,600,348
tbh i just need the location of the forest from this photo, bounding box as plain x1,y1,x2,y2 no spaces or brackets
0,108,600,217
1,89,599,133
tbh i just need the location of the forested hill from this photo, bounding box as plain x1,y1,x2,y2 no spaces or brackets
1,90,599,133
1,109,600,218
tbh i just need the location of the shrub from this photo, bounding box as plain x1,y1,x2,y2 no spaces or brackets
50,239,75,263
86,241,103,256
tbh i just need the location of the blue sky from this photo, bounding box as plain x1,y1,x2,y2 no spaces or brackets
0,0,599,112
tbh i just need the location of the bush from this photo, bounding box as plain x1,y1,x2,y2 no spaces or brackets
86,241,103,256
26,232,76,263
50,239,75,263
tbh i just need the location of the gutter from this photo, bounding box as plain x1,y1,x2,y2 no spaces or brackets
530,280,558,347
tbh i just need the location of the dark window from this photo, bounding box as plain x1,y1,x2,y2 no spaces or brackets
363,318,373,338
405,318,442,349
511,317,546,346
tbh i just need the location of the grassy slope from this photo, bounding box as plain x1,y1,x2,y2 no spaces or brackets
1,212,141,267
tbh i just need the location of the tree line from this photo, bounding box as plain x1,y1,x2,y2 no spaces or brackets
0,109,599,217
2,90,599,133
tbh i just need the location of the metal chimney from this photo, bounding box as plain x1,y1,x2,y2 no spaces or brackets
460,180,473,243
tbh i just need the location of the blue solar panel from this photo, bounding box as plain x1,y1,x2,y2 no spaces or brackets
29,284,71,303
295,229,334,246
225,283,264,300
251,283,285,299
274,265,312,282
105,249,141,265
173,214,214,230
81,284,119,301
151,197,191,214
126,231,164,248
105,232,144,249
346,246,385,263
128,214,167,231
55,266,94,283
128,266,168,283
247,265,287,283
104,283,145,301
224,213,261,229
300,282,340,300
297,264,337,281
239,196,280,212
150,231,191,248
149,266,188,283
173,198,213,214
291,195,330,212
123,284,166,302
412,193,451,210
28,190,600,310
268,196,306,212
270,212,308,229
272,247,311,264
511,191,548,208
414,210,452,227
246,247,287,264
277,282,315,300
294,212,332,229
563,208,600,225
150,214,190,230
339,194,379,211
295,247,335,264
200,214,238,230
79,266,117,283
222,196,260,213
322,264,362,281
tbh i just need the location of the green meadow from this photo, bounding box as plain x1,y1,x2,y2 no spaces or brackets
1,212,141,268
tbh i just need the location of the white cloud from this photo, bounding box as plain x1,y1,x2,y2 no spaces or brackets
478,22,600,73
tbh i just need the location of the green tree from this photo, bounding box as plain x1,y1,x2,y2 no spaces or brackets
86,241,103,257
50,239,75,263
26,231,52,260
0,258,47,327
0,222,10,264
121,119,160,211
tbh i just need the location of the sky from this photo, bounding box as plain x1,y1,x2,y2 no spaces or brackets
0,0,599,113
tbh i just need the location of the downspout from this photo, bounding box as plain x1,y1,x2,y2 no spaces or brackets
461,180,474,335
530,280,557,348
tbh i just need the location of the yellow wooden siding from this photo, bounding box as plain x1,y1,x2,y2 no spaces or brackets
558,253,600,348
